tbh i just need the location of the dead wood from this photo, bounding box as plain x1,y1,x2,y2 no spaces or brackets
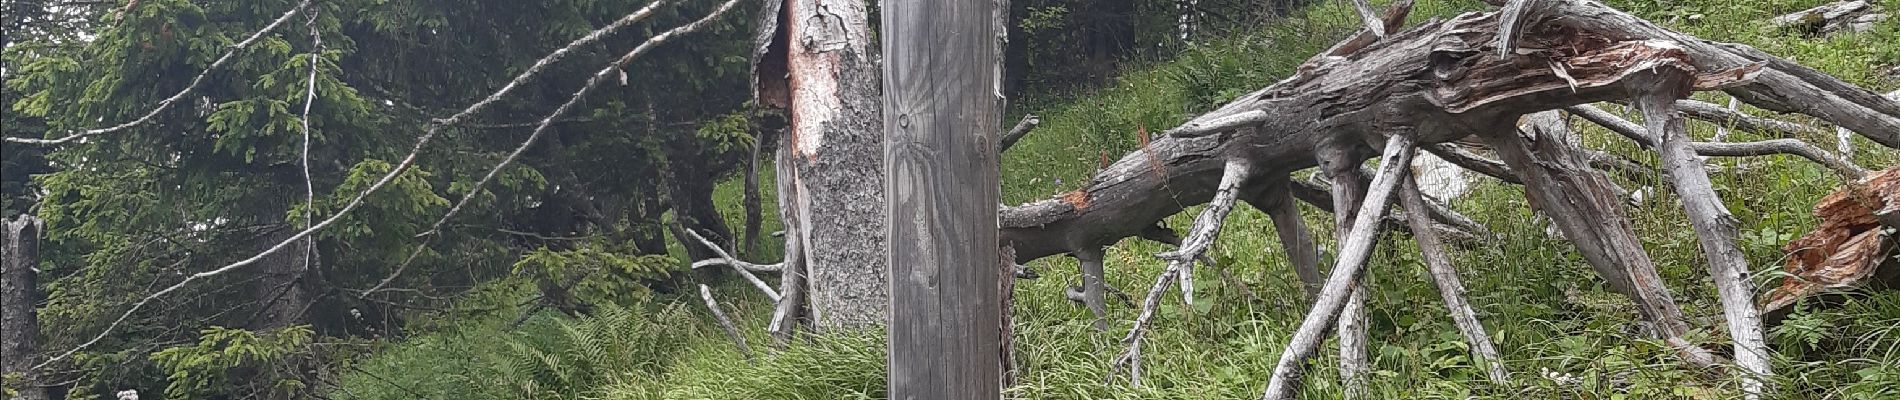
998,115,1042,153
1262,134,1416,400
1761,166,1900,322
965,0,1899,394
1635,75,1772,397
1398,173,1508,383
1568,104,1867,179
699,284,754,360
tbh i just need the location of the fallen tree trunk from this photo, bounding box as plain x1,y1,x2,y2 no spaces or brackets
980,0,1900,396
999,0,1900,264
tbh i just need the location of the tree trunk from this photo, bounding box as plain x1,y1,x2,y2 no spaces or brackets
2,216,46,400
755,0,887,330
249,194,311,330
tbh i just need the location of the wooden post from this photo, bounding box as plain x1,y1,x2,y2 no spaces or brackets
883,0,1005,397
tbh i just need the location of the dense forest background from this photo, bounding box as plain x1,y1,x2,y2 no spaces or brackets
2,0,1897,398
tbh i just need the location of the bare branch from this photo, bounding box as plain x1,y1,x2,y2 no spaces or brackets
296,8,321,289
1677,99,1822,138
997,114,1041,152
681,228,781,302
1569,104,1866,178
4,0,315,145
30,0,677,371
1262,133,1416,400
1635,77,1772,397
1399,174,1508,383
1423,143,1519,184
699,284,754,360
1111,160,1252,386
1350,0,1387,38
424,0,741,236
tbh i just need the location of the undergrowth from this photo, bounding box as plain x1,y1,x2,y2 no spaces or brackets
329,0,1900,398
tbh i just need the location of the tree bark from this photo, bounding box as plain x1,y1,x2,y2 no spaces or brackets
755,0,887,330
250,194,312,330
2,216,46,400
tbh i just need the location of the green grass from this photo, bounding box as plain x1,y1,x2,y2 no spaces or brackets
330,0,1900,398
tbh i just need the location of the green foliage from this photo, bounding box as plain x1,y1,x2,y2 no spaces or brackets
150,325,315,400
332,295,713,400
513,247,674,305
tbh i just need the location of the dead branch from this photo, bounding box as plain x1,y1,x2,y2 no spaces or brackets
682,228,781,302
1241,178,1323,299
1074,247,1110,331
1491,111,1726,371
425,0,741,235
1262,134,1416,400
699,284,754,360
1398,171,1508,383
4,0,316,145
1677,99,1825,138
1569,104,1867,178
296,9,322,290
1110,160,1252,386
1555,1,1900,148
1634,75,1772,397
997,114,1042,152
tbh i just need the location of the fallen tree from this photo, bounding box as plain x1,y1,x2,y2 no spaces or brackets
986,0,1895,397
690,0,1894,396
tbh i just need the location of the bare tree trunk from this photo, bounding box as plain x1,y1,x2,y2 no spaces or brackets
755,0,887,330
2,216,46,400
250,194,311,330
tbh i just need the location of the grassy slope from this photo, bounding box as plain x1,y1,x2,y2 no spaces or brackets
334,0,1900,398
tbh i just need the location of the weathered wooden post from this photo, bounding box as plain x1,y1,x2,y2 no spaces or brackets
883,0,1005,396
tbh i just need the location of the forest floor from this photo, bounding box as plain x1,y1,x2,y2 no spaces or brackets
332,0,1900,398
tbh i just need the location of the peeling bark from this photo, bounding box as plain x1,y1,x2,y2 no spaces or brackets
758,0,887,330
